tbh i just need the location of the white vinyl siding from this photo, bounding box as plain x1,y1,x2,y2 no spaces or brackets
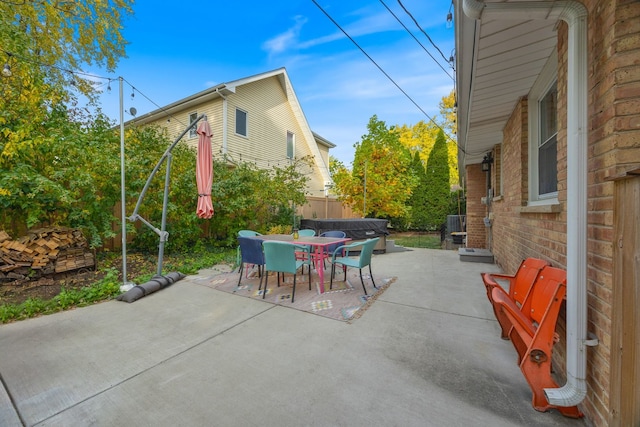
188,112,198,139
235,108,247,137
287,131,294,159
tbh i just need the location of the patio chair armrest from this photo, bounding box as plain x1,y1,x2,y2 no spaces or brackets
293,244,311,255
331,241,365,259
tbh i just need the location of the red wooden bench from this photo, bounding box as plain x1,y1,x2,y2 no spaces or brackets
491,265,582,418
481,258,549,339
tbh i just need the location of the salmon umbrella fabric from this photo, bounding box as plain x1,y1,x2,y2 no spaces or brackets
196,120,214,219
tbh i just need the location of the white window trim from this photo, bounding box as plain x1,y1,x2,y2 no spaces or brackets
286,131,295,159
235,107,248,138
528,52,558,206
188,112,198,139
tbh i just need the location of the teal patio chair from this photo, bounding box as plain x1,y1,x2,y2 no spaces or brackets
237,236,266,288
262,241,311,303
319,230,347,269
236,230,262,269
293,229,315,274
330,237,380,295
238,230,262,237
297,229,315,237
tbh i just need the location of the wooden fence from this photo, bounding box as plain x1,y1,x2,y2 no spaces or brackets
104,197,359,250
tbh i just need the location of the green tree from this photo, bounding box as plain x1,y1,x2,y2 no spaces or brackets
205,155,312,247
0,107,122,245
0,0,133,162
408,152,430,229
0,0,132,242
331,115,415,219
395,90,459,188
423,130,451,229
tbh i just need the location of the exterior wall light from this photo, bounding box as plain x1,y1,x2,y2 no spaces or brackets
481,153,493,172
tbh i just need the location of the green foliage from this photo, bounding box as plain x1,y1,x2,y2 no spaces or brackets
449,189,466,216
160,247,235,276
1,0,131,243
392,234,442,249
0,269,121,323
395,91,460,188
1,0,132,162
124,125,202,252
267,224,294,235
331,115,415,219
423,130,451,230
408,151,430,230
0,108,122,245
205,156,311,248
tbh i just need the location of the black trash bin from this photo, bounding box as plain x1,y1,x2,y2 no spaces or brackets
300,218,389,253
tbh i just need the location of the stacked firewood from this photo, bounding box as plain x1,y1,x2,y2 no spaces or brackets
0,227,95,282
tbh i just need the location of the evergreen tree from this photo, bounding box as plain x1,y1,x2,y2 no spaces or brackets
423,130,451,230
408,151,430,229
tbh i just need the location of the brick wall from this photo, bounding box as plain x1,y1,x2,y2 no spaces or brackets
464,164,487,248
463,1,640,425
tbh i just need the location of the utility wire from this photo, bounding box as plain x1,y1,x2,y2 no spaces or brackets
121,77,187,127
379,0,453,80
310,0,463,152
397,0,451,66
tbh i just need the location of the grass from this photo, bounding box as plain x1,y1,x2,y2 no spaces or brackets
391,234,442,249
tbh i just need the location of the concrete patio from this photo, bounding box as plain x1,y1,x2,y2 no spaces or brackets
0,247,586,426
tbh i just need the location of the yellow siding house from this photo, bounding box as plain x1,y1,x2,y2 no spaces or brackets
131,67,334,203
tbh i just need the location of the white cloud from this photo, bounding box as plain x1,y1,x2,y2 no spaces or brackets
262,15,308,55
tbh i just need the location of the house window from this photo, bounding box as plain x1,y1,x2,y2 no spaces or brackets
286,131,294,159
538,83,558,195
528,52,558,203
189,112,198,138
235,108,247,137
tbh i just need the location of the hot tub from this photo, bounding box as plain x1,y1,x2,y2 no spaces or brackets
300,218,389,253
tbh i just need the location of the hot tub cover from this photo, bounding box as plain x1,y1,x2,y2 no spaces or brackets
300,218,389,240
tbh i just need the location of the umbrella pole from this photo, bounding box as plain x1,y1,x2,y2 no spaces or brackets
125,115,206,278
157,153,173,276
119,77,130,290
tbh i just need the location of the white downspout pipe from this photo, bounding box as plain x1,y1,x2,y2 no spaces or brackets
462,0,595,407
215,88,228,155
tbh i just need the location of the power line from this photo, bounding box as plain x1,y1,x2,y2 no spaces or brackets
310,0,463,153
378,0,453,81
397,0,451,66
121,77,188,127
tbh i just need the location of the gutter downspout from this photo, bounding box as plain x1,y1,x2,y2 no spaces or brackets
462,0,597,407
215,87,228,156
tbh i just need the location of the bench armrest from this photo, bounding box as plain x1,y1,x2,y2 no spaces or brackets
492,286,535,335
481,272,515,289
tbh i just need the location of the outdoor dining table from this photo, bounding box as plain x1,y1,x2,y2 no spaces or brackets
255,234,351,293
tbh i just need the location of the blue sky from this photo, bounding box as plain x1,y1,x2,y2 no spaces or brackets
95,0,455,165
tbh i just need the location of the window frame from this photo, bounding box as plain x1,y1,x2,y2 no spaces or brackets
528,53,559,205
286,131,295,159
188,112,198,139
235,107,248,137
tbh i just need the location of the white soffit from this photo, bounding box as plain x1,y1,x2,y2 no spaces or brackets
457,2,558,164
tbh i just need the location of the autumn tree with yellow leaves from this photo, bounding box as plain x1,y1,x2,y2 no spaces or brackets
0,0,133,241
330,90,461,230
330,115,416,220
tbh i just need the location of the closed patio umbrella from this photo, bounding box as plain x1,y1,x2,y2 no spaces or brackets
196,120,214,219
